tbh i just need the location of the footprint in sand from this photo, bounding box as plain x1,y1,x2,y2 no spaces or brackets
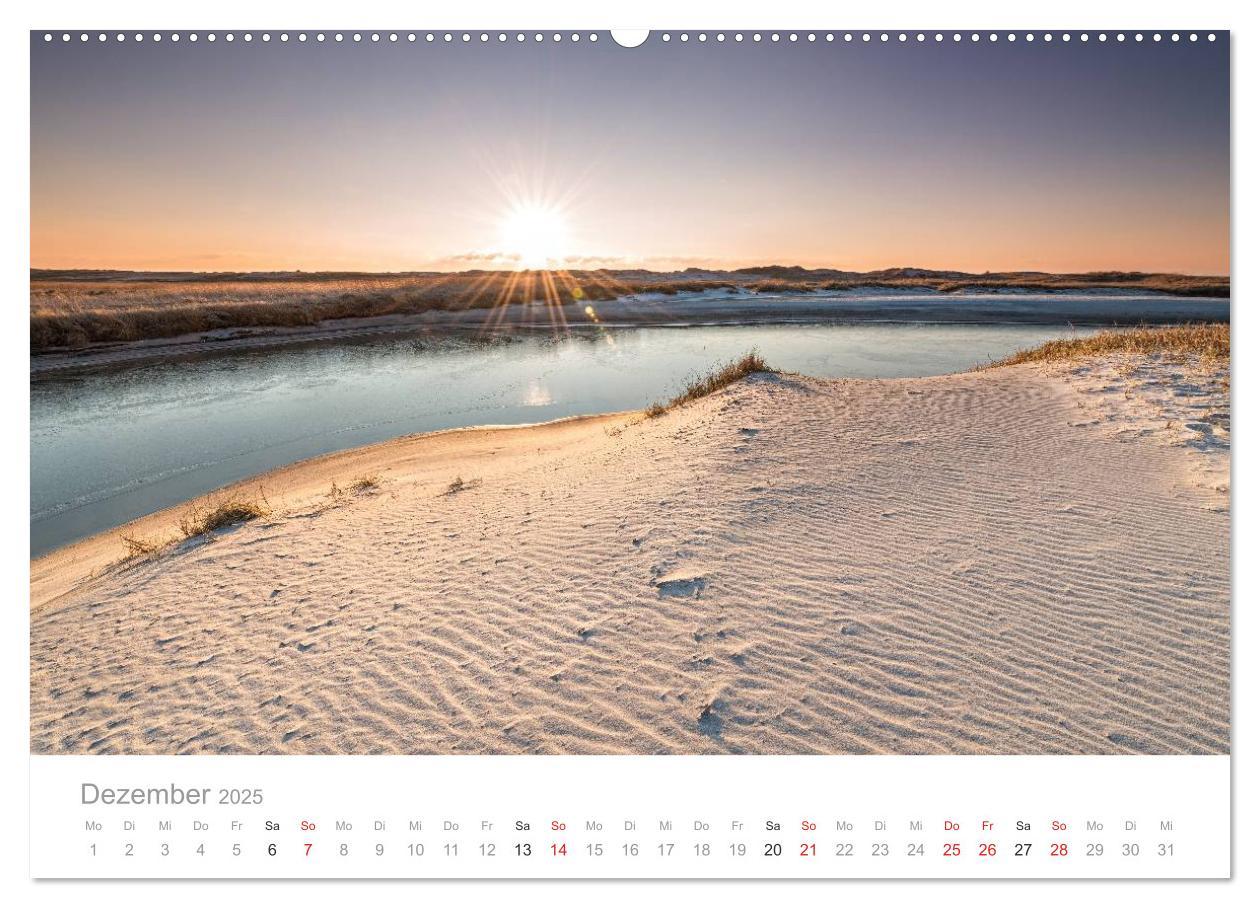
654,568,708,599
698,696,726,739
1107,732,1158,753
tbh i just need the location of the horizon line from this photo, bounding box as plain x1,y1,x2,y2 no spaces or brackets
30,264,1231,279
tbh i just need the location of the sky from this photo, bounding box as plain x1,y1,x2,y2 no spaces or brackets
30,33,1230,275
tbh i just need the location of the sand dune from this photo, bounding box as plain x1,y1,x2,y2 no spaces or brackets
29,357,1230,755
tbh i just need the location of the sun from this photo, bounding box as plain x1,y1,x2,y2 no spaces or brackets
497,204,571,270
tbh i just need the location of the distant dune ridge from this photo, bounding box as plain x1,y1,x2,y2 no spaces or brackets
30,334,1230,755
29,266,1228,352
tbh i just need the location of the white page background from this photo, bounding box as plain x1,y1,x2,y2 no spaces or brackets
2,0,1252,904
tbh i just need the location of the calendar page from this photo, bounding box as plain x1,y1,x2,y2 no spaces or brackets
25,11,1234,888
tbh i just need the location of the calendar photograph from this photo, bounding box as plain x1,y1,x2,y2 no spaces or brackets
29,29,1229,761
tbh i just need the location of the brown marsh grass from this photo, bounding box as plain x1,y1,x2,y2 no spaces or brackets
29,272,736,351
31,268,1228,352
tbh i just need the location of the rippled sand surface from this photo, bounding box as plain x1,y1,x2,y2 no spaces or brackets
31,358,1229,754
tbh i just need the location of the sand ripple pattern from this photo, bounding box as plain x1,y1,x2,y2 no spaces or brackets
31,364,1229,754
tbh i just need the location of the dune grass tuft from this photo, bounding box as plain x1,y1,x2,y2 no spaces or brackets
177,495,270,539
645,352,774,418
349,473,381,493
119,534,163,559
984,324,1229,369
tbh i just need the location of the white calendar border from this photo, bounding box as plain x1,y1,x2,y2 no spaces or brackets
4,0,1251,903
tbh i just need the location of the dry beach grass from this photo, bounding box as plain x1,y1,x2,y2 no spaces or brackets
645,352,772,418
987,323,1229,367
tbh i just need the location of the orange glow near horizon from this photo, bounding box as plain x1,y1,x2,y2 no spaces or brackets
28,234,1230,278
28,164,1230,276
